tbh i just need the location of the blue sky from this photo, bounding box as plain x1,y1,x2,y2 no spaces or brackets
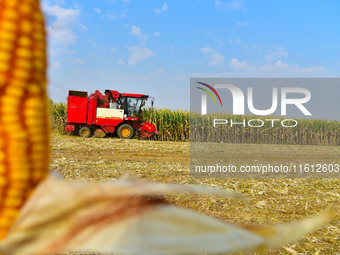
43,0,340,109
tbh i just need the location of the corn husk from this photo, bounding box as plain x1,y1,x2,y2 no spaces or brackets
0,176,331,255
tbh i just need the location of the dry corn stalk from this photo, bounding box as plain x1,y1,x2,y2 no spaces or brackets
0,0,49,239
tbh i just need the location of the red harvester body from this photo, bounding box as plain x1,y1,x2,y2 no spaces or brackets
65,90,158,139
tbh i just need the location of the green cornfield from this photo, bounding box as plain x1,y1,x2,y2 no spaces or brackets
49,100,67,133
190,112,340,146
141,108,190,141
49,101,339,145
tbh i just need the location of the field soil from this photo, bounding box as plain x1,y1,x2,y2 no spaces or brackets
51,133,340,255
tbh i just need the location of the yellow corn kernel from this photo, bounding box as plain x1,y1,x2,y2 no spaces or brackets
0,30,16,41
2,8,18,20
19,3,33,15
1,94,21,103
1,106,19,115
32,170,46,182
10,132,28,141
2,207,20,219
7,144,28,154
32,161,46,171
6,186,27,196
5,85,25,97
0,62,10,72
0,20,17,31
0,40,14,51
0,0,49,239
31,143,46,153
20,20,33,33
17,36,32,47
0,218,13,228
24,109,45,118
25,97,44,107
0,177,8,187
33,31,44,41
0,51,12,61
10,171,31,181
4,197,22,207
12,68,31,79
33,11,44,21
28,83,42,94
33,60,45,71
27,126,46,135
1,115,22,124
16,47,32,58
4,0,19,8
15,58,32,70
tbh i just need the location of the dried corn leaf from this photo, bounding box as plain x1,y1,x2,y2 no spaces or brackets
0,176,331,255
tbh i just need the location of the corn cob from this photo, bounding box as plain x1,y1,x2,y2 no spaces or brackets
0,0,49,239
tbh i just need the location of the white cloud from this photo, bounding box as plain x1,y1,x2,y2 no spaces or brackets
227,0,243,10
215,0,224,6
118,59,125,65
94,8,101,14
80,25,87,31
265,46,288,61
128,46,155,65
155,2,167,13
229,38,243,45
131,25,148,44
247,44,288,62
73,58,85,64
200,47,225,66
216,38,224,46
227,59,331,77
215,0,244,11
200,47,215,54
102,10,126,20
209,53,225,66
230,58,247,69
235,39,242,44
154,32,160,37
42,1,80,45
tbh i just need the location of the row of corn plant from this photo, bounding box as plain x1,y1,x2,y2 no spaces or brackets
49,100,67,133
190,112,340,146
49,102,339,145
141,108,190,141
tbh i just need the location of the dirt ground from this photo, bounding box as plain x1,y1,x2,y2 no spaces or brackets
51,133,340,255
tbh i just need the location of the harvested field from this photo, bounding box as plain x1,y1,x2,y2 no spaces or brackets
51,133,340,255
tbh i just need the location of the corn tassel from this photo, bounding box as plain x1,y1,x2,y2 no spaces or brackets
0,0,49,239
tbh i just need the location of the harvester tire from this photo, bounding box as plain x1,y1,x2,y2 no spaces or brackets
117,124,134,139
94,128,106,138
78,127,92,138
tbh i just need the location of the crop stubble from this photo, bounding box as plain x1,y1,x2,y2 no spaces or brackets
51,133,340,255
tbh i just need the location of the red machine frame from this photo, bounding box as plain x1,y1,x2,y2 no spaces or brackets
65,90,158,138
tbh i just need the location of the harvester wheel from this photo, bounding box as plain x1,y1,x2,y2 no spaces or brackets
94,128,106,138
117,124,134,139
78,127,92,138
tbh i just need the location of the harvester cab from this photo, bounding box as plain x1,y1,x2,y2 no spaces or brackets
121,95,147,117
65,89,158,139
